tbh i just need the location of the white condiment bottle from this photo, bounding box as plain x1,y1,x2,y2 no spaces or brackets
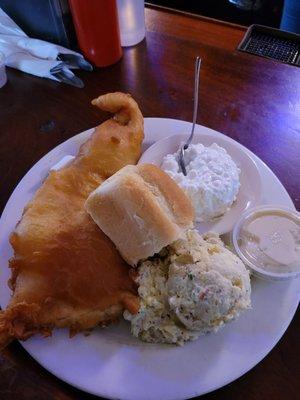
117,0,145,47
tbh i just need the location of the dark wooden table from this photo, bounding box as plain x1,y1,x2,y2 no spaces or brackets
0,6,299,400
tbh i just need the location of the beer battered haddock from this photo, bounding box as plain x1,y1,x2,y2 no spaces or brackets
0,92,143,349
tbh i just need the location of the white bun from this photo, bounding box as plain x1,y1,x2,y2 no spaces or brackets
85,164,194,266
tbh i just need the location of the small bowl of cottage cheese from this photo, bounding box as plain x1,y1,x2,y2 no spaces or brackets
161,142,240,222
139,132,262,234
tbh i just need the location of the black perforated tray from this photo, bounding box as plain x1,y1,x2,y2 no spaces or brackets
238,25,300,67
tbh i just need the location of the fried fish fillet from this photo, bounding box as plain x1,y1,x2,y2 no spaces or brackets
0,92,143,348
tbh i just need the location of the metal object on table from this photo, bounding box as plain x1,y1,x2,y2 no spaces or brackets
238,24,300,66
178,56,201,176
0,51,7,88
51,55,93,87
51,70,84,88
228,0,262,11
57,53,93,71
50,63,84,88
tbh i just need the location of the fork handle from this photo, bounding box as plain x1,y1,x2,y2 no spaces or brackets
186,56,201,148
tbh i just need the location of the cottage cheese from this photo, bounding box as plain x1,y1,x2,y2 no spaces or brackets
161,143,240,221
124,230,251,345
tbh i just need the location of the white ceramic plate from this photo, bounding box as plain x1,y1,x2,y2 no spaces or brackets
139,132,262,234
0,118,299,400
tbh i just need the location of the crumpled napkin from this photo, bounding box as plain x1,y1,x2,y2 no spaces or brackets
0,7,92,87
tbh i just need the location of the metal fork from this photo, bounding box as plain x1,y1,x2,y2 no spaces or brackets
178,56,201,175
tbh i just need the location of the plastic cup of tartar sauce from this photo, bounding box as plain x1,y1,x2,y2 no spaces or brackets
231,205,300,281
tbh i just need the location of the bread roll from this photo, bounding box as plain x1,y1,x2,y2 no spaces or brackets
85,164,194,265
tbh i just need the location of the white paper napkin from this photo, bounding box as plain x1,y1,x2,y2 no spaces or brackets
0,7,92,86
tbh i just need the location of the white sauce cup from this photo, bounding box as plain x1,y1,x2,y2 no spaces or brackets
231,205,300,281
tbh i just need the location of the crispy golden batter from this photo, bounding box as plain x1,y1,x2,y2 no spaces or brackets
0,93,143,349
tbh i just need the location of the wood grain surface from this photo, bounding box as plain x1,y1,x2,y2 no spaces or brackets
0,6,299,400
145,6,246,50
